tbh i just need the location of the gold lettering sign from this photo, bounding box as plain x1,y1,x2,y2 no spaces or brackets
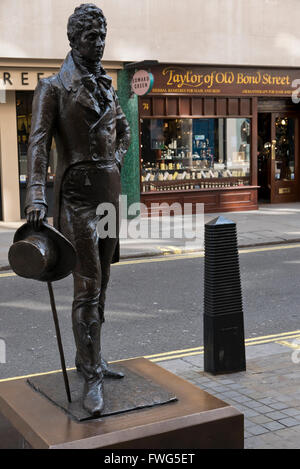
150,65,299,97
278,187,291,194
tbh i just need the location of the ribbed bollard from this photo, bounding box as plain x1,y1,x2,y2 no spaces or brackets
204,216,246,374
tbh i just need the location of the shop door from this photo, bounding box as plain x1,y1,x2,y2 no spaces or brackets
270,113,300,203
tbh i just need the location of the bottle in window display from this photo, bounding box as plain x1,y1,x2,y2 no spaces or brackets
207,148,214,168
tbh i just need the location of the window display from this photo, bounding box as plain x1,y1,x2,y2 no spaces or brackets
16,91,57,184
140,118,251,192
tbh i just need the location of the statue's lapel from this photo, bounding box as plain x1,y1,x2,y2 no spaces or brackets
74,85,101,117
59,52,105,118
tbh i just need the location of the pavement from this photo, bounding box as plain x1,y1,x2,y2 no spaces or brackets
157,334,300,449
2,202,300,449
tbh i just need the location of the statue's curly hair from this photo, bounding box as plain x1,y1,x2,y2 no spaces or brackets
67,3,107,47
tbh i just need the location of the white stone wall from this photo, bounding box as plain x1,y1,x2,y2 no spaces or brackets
0,0,300,66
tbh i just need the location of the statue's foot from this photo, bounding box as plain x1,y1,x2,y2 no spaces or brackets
83,378,104,417
101,357,124,379
75,356,124,379
75,355,124,379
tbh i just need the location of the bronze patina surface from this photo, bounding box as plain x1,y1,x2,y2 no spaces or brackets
24,4,131,416
27,364,177,422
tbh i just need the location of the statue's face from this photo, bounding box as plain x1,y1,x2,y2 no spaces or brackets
75,19,106,61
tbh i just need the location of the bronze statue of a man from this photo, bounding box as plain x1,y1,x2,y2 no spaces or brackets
25,4,130,416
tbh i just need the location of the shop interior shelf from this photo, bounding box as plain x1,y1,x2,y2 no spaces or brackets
142,177,251,193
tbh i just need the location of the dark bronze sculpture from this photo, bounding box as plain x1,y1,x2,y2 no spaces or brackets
24,3,130,416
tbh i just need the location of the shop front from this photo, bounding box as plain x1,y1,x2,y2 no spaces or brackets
0,60,61,222
138,65,300,213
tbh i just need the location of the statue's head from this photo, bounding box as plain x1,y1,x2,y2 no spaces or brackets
67,3,107,62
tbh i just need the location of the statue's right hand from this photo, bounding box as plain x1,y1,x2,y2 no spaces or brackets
26,204,47,231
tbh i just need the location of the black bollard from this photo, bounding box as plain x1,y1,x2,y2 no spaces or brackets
203,216,246,374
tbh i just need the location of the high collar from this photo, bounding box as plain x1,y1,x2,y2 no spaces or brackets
71,48,103,78
58,51,112,92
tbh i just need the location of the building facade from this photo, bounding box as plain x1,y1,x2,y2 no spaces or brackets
0,0,300,220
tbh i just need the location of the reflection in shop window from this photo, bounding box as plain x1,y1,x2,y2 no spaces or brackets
275,117,295,181
16,91,57,184
140,118,251,192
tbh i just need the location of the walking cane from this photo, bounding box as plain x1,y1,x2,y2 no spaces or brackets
9,221,76,404
47,281,72,403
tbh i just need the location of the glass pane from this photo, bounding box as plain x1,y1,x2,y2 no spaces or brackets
16,91,56,184
225,118,251,178
16,91,33,183
140,117,251,192
275,117,295,181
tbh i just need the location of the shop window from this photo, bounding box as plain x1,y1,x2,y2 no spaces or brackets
140,118,251,192
16,91,56,217
16,91,57,183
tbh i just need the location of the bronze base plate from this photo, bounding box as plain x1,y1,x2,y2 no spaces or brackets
27,364,177,422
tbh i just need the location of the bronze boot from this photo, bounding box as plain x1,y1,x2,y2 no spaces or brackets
101,357,124,379
73,314,104,416
83,376,104,416
97,303,124,379
75,353,124,379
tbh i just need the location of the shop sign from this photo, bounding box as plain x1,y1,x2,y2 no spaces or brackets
131,70,154,96
0,69,57,90
149,65,300,97
278,187,291,194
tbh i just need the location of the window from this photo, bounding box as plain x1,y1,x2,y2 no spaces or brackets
140,118,251,192
16,91,57,184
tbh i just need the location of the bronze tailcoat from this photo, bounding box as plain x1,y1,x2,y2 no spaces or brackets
25,52,130,262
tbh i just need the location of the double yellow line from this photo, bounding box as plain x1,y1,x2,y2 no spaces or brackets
145,329,300,362
1,329,300,384
118,243,300,266
1,242,300,275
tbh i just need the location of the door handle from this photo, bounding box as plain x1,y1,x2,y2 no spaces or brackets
271,140,276,160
